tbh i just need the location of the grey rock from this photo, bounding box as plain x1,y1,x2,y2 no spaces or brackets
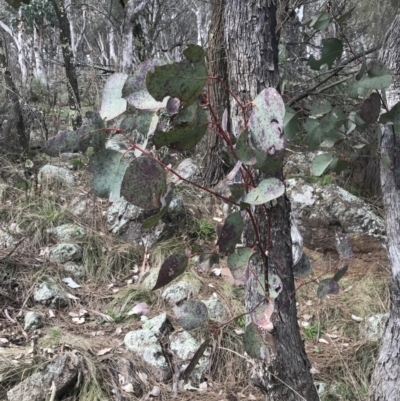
7,353,80,401
46,224,86,242
201,295,228,322
49,243,82,264
174,158,200,182
34,282,68,308
286,177,385,251
142,269,160,290
59,152,82,160
283,152,315,178
162,278,202,305
359,313,388,342
107,197,142,234
24,311,43,331
63,262,85,279
164,195,186,222
38,165,75,187
170,331,210,381
121,220,165,248
69,199,88,216
124,313,172,381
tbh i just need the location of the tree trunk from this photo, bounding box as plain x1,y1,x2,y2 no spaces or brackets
51,0,82,129
223,2,319,399
0,37,28,153
120,0,147,73
202,0,230,187
369,12,400,401
33,25,47,84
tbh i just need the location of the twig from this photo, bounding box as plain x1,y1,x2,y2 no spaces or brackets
0,238,25,261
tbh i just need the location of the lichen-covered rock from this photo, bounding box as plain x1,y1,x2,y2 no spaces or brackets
24,311,43,331
142,268,160,290
38,165,75,187
172,158,200,183
286,177,385,251
7,353,80,401
359,313,388,342
46,224,86,242
107,197,142,234
124,313,172,381
161,278,202,305
34,282,68,308
201,295,228,322
69,198,89,216
169,331,210,381
63,262,85,279
49,243,82,264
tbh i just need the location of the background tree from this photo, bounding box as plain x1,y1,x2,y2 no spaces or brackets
369,11,400,400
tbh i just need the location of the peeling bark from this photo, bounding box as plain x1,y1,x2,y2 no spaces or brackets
370,11,400,401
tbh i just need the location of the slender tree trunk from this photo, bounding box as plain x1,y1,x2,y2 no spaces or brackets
202,0,230,187
0,37,28,153
33,25,47,84
223,2,319,399
369,12,400,401
50,0,82,129
120,0,147,73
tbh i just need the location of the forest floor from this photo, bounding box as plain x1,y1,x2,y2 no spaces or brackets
0,154,390,401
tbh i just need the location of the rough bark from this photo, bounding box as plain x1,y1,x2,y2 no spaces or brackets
0,37,28,153
50,0,82,129
224,2,319,400
202,0,230,187
369,12,400,401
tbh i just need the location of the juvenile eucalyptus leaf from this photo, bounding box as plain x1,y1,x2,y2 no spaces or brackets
243,178,285,205
173,300,209,331
196,253,219,273
320,131,345,148
243,323,273,361
182,338,211,380
336,7,355,23
236,129,256,164
99,73,128,121
333,264,348,282
284,107,299,139
146,44,206,107
304,118,320,150
217,212,244,255
317,279,340,299
308,11,331,31
311,99,331,116
311,153,335,176
248,88,285,155
380,101,400,134
123,59,168,109
357,75,392,90
307,38,343,70
293,253,312,279
142,183,174,228
43,112,107,156
166,97,180,115
360,93,381,123
227,248,253,284
355,57,367,81
120,108,157,136
120,156,166,210
317,266,347,299
153,105,207,151
88,149,129,199
329,158,348,173
152,254,188,291
269,274,282,299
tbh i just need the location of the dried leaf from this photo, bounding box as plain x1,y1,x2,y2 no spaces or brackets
97,348,112,356
127,302,151,316
62,277,81,289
